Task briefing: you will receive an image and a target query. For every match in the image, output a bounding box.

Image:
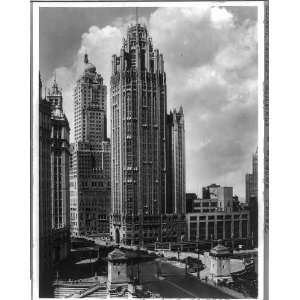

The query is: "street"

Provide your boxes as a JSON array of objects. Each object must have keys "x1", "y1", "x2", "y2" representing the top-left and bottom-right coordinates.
[{"x1": 140, "y1": 260, "x2": 232, "y2": 298}]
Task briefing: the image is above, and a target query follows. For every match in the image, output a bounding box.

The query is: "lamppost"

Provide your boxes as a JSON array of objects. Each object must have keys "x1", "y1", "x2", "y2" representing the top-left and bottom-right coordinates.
[
  {"x1": 90, "y1": 249, "x2": 93, "y2": 276},
  {"x1": 177, "y1": 247, "x2": 180, "y2": 261},
  {"x1": 196, "y1": 238, "x2": 200, "y2": 279}
]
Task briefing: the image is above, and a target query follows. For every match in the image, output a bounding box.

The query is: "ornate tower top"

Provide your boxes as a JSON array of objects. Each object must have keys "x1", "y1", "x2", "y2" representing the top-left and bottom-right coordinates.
[
  {"x1": 83, "y1": 52, "x2": 96, "y2": 74},
  {"x1": 50, "y1": 71, "x2": 62, "y2": 97},
  {"x1": 111, "y1": 21, "x2": 165, "y2": 76},
  {"x1": 46, "y1": 76, "x2": 66, "y2": 121}
]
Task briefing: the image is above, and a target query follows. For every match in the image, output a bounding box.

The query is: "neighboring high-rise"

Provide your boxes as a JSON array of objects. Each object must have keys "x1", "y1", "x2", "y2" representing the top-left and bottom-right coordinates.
[
  {"x1": 39, "y1": 73, "x2": 53, "y2": 296},
  {"x1": 245, "y1": 148, "x2": 258, "y2": 247},
  {"x1": 70, "y1": 54, "x2": 111, "y2": 236},
  {"x1": 166, "y1": 107, "x2": 186, "y2": 215},
  {"x1": 46, "y1": 78, "x2": 70, "y2": 263},
  {"x1": 245, "y1": 148, "x2": 258, "y2": 204},
  {"x1": 110, "y1": 22, "x2": 186, "y2": 245}
]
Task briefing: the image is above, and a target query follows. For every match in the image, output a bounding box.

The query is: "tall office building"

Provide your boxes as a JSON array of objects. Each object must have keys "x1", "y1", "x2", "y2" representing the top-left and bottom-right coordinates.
[
  {"x1": 46, "y1": 78, "x2": 70, "y2": 263},
  {"x1": 74, "y1": 53, "x2": 107, "y2": 145},
  {"x1": 70, "y1": 54, "x2": 111, "y2": 236},
  {"x1": 166, "y1": 107, "x2": 186, "y2": 215},
  {"x1": 39, "y1": 73, "x2": 53, "y2": 296},
  {"x1": 245, "y1": 148, "x2": 258, "y2": 247},
  {"x1": 110, "y1": 22, "x2": 185, "y2": 245},
  {"x1": 245, "y1": 148, "x2": 258, "y2": 204}
]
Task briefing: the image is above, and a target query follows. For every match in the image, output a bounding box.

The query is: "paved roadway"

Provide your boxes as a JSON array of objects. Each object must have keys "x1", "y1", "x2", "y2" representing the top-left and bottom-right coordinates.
[{"x1": 140, "y1": 260, "x2": 232, "y2": 299}]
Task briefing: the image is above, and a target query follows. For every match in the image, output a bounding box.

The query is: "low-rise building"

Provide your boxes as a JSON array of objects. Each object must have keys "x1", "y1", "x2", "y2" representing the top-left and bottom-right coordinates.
[
  {"x1": 187, "y1": 185, "x2": 234, "y2": 214},
  {"x1": 186, "y1": 210, "x2": 250, "y2": 242},
  {"x1": 192, "y1": 198, "x2": 219, "y2": 213}
]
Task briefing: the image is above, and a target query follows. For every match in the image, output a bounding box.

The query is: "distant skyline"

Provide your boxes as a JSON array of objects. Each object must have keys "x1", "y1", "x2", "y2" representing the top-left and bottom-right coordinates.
[{"x1": 39, "y1": 5, "x2": 259, "y2": 200}]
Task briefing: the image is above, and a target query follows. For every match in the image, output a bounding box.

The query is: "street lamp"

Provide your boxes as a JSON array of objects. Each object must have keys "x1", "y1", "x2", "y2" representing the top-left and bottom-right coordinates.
[
  {"x1": 197, "y1": 239, "x2": 200, "y2": 279},
  {"x1": 177, "y1": 247, "x2": 180, "y2": 261}
]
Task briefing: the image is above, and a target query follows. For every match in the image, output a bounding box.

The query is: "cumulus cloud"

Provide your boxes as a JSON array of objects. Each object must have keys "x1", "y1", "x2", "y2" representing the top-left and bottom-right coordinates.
[
  {"x1": 45, "y1": 6, "x2": 258, "y2": 200},
  {"x1": 148, "y1": 6, "x2": 258, "y2": 199}
]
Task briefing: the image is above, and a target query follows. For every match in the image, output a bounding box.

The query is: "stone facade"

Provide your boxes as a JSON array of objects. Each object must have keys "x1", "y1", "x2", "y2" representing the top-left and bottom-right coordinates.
[
  {"x1": 107, "y1": 249, "x2": 128, "y2": 290},
  {"x1": 70, "y1": 54, "x2": 111, "y2": 236},
  {"x1": 209, "y1": 242, "x2": 231, "y2": 279}
]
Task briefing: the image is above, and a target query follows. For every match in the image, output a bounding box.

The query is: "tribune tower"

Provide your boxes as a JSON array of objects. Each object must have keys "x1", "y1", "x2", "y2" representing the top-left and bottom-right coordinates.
[{"x1": 110, "y1": 21, "x2": 184, "y2": 245}]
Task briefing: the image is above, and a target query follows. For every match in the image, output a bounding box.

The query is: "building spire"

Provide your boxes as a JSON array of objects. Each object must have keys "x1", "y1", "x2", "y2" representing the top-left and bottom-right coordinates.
[
  {"x1": 84, "y1": 49, "x2": 89, "y2": 64},
  {"x1": 136, "y1": 7, "x2": 138, "y2": 26}
]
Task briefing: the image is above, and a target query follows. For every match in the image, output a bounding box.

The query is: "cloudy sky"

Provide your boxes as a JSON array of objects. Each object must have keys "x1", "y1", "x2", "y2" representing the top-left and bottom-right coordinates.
[{"x1": 39, "y1": 5, "x2": 259, "y2": 200}]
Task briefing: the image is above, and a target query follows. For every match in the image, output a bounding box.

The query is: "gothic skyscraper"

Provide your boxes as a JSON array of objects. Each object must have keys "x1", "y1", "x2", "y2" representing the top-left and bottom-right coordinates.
[
  {"x1": 110, "y1": 22, "x2": 185, "y2": 245},
  {"x1": 46, "y1": 78, "x2": 70, "y2": 262},
  {"x1": 70, "y1": 54, "x2": 111, "y2": 236},
  {"x1": 39, "y1": 73, "x2": 53, "y2": 296}
]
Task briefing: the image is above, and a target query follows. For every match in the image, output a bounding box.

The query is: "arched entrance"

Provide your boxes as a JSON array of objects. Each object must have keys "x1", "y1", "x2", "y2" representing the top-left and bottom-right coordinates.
[{"x1": 115, "y1": 228, "x2": 120, "y2": 244}]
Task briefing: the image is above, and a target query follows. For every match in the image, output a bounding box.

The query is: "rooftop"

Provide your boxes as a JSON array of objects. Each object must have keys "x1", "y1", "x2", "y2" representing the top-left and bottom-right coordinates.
[
  {"x1": 210, "y1": 240, "x2": 231, "y2": 257},
  {"x1": 107, "y1": 248, "x2": 127, "y2": 261}
]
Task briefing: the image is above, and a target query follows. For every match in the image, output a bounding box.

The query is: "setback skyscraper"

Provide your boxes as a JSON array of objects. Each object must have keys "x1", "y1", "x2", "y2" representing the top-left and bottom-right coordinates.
[
  {"x1": 70, "y1": 54, "x2": 111, "y2": 236},
  {"x1": 110, "y1": 22, "x2": 186, "y2": 245},
  {"x1": 46, "y1": 78, "x2": 70, "y2": 262}
]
